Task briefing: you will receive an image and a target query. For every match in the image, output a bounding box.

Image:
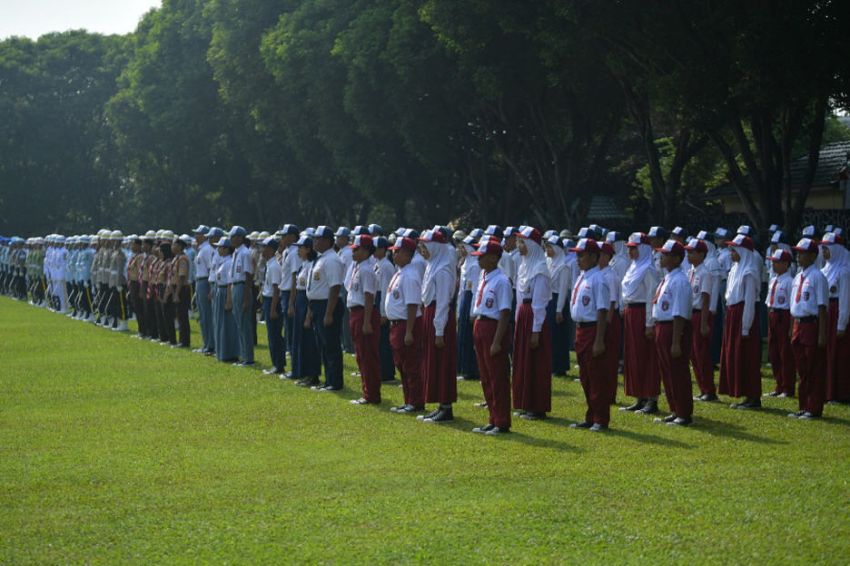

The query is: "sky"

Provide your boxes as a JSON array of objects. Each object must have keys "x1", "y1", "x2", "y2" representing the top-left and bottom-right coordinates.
[{"x1": 0, "y1": 0, "x2": 161, "y2": 40}]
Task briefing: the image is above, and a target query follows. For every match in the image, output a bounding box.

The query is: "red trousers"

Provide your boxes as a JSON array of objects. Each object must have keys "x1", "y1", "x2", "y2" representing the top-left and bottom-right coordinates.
[
  {"x1": 690, "y1": 310, "x2": 716, "y2": 395},
  {"x1": 390, "y1": 318, "x2": 424, "y2": 407},
  {"x1": 793, "y1": 319, "x2": 826, "y2": 416},
  {"x1": 656, "y1": 321, "x2": 694, "y2": 419},
  {"x1": 719, "y1": 303, "x2": 762, "y2": 398},
  {"x1": 767, "y1": 309, "x2": 795, "y2": 395},
  {"x1": 575, "y1": 324, "x2": 615, "y2": 426},
  {"x1": 473, "y1": 318, "x2": 512, "y2": 429},
  {"x1": 350, "y1": 306, "x2": 381, "y2": 403},
  {"x1": 623, "y1": 304, "x2": 660, "y2": 398},
  {"x1": 825, "y1": 300, "x2": 850, "y2": 402},
  {"x1": 512, "y1": 303, "x2": 552, "y2": 412},
  {"x1": 421, "y1": 302, "x2": 457, "y2": 404}
]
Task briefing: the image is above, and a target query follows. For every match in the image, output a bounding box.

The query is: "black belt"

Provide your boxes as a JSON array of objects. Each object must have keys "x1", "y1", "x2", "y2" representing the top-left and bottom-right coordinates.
[
  {"x1": 577, "y1": 321, "x2": 596, "y2": 328},
  {"x1": 390, "y1": 319, "x2": 407, "y2": 325},
  {"x1": 522, "y1": 299, "x2": 532, "y2": 304},
  {"x1": 692, "y1": 308, "x2": 701, "y2": 313},
  {"x1": 769, "y1": 308, "x2": 789, "y2": 314},
  {"x1": 656, "y1": 320, "x2": 672, "y2": 325},
  {"x1": 475, "y1": 316, "x2": 499, "y2": 322},
  {"x1": 232, "y1": 281, "x2": 244, "y2": 286},
  {"x1": 796, "y1": 316, "x2": 817, "y2": 323},
  {"x1": 625, "y1": 302, "x2": 645, "y2": 308},
  {"x1": 830, "y1": 298, "x2": 838, "y2": 303},
  {"x1": 217, "y1": 285, "x2": 228, "y2": 289}
]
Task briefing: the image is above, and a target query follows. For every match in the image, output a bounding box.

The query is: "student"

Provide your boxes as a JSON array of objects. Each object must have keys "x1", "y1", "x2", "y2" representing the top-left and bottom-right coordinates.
[
  {"x1": 373, "y1": 236, "x2": 396, "y2": 383},
  {"x1": 599, "y1": 241, "x2": 622, "y2": 398},
  {"x1": 568, "y1": 238, "x2": 611, "y2": 431},
  {"x1": 292, "y1": 236, "x2": 321, "y2": 387},
  {"x1": 820, "y1": 231, "x2": 849, "y2": 403},
  {"x1": 386, "y1": 237, "x2": 425, "y2": 414},
  {"x1": 512, "y1": 227, "x2": 553, "y2": 420},
  {"x1": 621, "y1": 232, "x2": 661, "y2": 414},
  {"x1": 470, "y1": 239, "x2": 513, "y2": 435},
  {"x1": 789, "y1": 237, "x2": 829, "y2": 419},
  {"x1": 213, "y1": 239, "x2": 239, "y2": 363},
  {"x1": 686, "y1": 238, "x2": 719, "y2": 401},
  {"x1": 456, "y1": 234, "x2": 481, "y2": 382},
  {"x1": 545, "y1": 235, "x2": 571, "y2": 376},
  {"x1": 170, "y1": 237, "x2": 192, "y2": 348},
  {"x1": 719, "y1": 234, "x2": 762, "y2": 409},
  {"x1": 192, "y1": 225, "x2": 215, "y2": 354},
  {"x1": 228, "y1": 226, "x2": 255, "y2": 366},
  {"x1": 307, "y1": 226, "x2": 346, "y2": 391},
  {"x1": 765, "y1": 248, "x2": 795, "y2": 398},
  {"x1": 346, "y1": 234, "x2": 382, "y2": 405},
  {"x1": 275, "y1": 224, "x2": 301, "y2": 364},
  {"x1": 651, "y1": 240, "x2": 694, "y2": 426},
  {"x1": 417, "y1": 228, "x2": 458, "y2": 423},
  {"x1": 260, "y1": 237, "x2": 286, "y2": 376}
]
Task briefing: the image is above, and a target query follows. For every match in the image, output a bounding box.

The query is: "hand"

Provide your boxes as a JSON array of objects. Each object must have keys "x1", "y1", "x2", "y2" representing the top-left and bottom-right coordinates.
[
  {"x1": 404, "y1": 332, "x2": 414, "y2": 346},
  {"x1": 671, "y1": 342, "x2": 682, "y2": 359},
  {"x1": 363, "y1": 321, "x2": 372, "y2": 335},
  {"x1": 700, "y1": 324, "x2": 710, "y2": 338},
  {"x1": 556, "y1": 313, "x2": 564, "y2": 324},
  {"x1": 592, "y1": 341, "x2": 605, "y2": 357},
  {"x1": 288, "y1": 304, "x2": 295, "y2": 317},
  {"x1": 645, "y1": 327, "x2": 654, "y2": 340},
  {"x1": 530, "y1": 332, "x2": 540, "y2": 350},
  {"x1": 490, "y1": 342, "x2": 502, "y2": 356},
  {"x1": 323, "y1": 313, "x2": 333, "y2": 327},
  {"x1": 435, "y1": 335, "x2": 445, "y2": 349}
]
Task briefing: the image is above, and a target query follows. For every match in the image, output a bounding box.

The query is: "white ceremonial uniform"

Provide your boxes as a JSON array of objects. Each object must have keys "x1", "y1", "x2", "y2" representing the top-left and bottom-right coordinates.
[
  {"x1": 307, "y1": 248, "x2": 344, "y2": 301},
  {"x1": 262, "y1": 254, "x2": 283, "y2": 298},
  {"x1": 570, "y1": 267, "x2": 610, "y2": 323},
  {"x1": 652, "y1": 266, "x2": 692, "y2": 321},
  {"x1": 791, "y1": 265, "x2": 829, "y2": 318},
  {"x1": 346, "y1": 258, "x2": 377, "y2": 308},
  {"x1": 384, "y1": 264, "x2": 422, "y2": 321},
  {"x1": 472, "y1": 268, "x2": 512, "y2": 319}
]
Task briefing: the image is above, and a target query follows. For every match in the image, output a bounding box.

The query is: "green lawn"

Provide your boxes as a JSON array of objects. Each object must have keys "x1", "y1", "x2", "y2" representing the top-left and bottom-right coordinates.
[{"x1": 1, "y1": 296, "x2": 849, "y2": 564}]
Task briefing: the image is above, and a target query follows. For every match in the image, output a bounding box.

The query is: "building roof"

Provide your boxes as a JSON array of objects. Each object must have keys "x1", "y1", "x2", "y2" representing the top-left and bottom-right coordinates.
[
  {"x1": 709, "y1": 139, "x2": 850, "y2": 198},
  {"x1": 586, "y1": 195, "x2": 630, "y2": 220}
]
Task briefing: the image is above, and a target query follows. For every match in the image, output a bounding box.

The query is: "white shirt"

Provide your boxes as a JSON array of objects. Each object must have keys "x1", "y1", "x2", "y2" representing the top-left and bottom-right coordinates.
[
  {"x1": 471, "y1": 268, "x2": 512, "y2": 320},
  {"x1": 725, "y1": 267, "x2": 759, "y2": 336},
  {"x1": 717, "y1": 248, "x2": 732, "y2": 279},
  {"x1": 384, "y1": 263, "x2": 422, "y2": 321},
  {"x1": 195, "y1": 241, "x2": 213, "y2": 279},
  {"x1": 422, "y1": 268, "x2": 455, "y2": 337},
  {"x1": 791, "y1": 265, "x2": 828, "y2": 318},
  {"x1": 766, "y1": 272, "x2": 793, "y2": 311},
  {"x1": 262, "y1": 255, "x2": 282, "y2": 298},
  {"x1": 689, "y1": 262, "x2": 718, "y2": 312},
  {"x1": 307, "y1": 248, "x2": 344, "y2": 300},
  {"x1": 229, "y1": 245, "x2": 253, "y2": 283},
  {"x1": 621, "y1": 263, "x2": 658, "y2": 328},
  {"x1": 602, "y1": 266, "x2": 621, "y2": 313},
  {"x1": 216, "y1": 256, "x2": 232, "y2": 286},
  {"x1": 652, "y1": 266, "x2": 692, "y2": 322},
  {"x1": 346, "y1": 258, "x2": 377, "y2": 308},
  {"x1": 549, "y1": 261, "x2": 571, "y2": 313},
  {"x1": 374, "y1": 255, "x2": 394, "y2": 317},
  {"x1": 516, "y1": 272, "x2": 551, "y2": 332},
  {"x1": 208, "y1": 251, "x2": 221, "y2": 283},
  {"x1": 296, "y1": 260, "x2": 312, "y2": 291},
  {"x1": 280, "y1": 245, "x2": 302, "y2": 292},
  {"x1": 569, "y1": 267, "x2": 610, "y2": 323}
]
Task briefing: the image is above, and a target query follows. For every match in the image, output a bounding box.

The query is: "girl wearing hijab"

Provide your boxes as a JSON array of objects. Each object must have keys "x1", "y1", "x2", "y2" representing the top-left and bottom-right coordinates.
[
  {"x1": 456, "y1": 235, "x2": 481, "y2": 382},
  {"x1": 545, "y1": 235, "x2": 571, "y2": 376},
  {"x1": 418, "y1": 228, "x2": 458, "y2": 423},
  {"x1": 820, "y1": 231, "x2": 850, "y2": 403},
  {"x1": 719, "y1": 234, "x2": 762, "y2": 408},
  {"x1": 213, "y1": 239, "x2": 239, "y2": 363},
  {"x1": 513, "y1": 227, "x2": 553, "y2": 420},
  {"x1": 621, "y1": 233, "x2": 661, "y2": 414}
]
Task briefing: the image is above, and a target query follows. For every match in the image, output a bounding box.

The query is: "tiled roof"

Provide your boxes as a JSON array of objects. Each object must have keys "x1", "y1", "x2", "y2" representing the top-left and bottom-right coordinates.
[{"x1": 586, "y1": 195, "x2": 630, "y2": 220}]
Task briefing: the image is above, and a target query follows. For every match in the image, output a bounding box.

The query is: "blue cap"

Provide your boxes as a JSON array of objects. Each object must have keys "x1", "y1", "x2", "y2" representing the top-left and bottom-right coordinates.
[
  {"x1": 351, "y1": 225, "x2": 370, "y2": 236},
  {"x1": 462, "y1": 235, "x2": 477, "y2": 246},
  {"x1": 261, "y1": 237, "x2": 279, "y2": 248},
  {"x1": 671, "y1": 226, "x2": 688, "y2": 239},
  {"x1": 469, "y1": 228, "x2": 484, "y2": 240},
  {"x1": 296, "y1": 235, "x2": 313, "y2": 247},
  {"x1": 737, "y1": 225, "x2": 756, "y2": 237},
  {"x1": 229, "y1": 226, "x2": 247, "y2": 238},
  {"x1": 605, "y1": 231, "x2": 622, "y2": 243},
  {"x1": 368, "y1": 224, "x2": 384, "y2": 236},
  {"x1": 546, "y1": 235, "x2": 564, "y2": 248},
  {"x1": 504, "y1": 226, "x2": 518, "y2": 237},
  {"x1": 334, "y1": 226, "x2": 351, "y2": 237},
  {"x1": 696, "y1": 230, "x2": 715, "y2": 243},
  {"x1": 374, "y1": 236, "x2": 389, "y2": 249},
  {"x1": 394, "y1": 227, "x2": 406, "y2": 237},
  {"x1": 207, "y1": 227, "x2": 225, "y2": 238},
  {"x1": 214, "y1": 238, "x2": 233, "y2": 249},
  {"x1": 276, "y1": 224, "x2": 299, "y2": 237},
  {"x1": 647, "y1": 226, "x2": 668, "y2": 239},
  {"x1": 484, "y1": 225, "x2": 503, "y2": 238},
  {"x1": 192, "y1": 224, "x2": 210, "y2": 235},
  {"x1": 314, "y1": 226, "x2": 335, "y2": 239},
  {"x1": 402, "y1": 228, "x2": 420, "y2": 240}
]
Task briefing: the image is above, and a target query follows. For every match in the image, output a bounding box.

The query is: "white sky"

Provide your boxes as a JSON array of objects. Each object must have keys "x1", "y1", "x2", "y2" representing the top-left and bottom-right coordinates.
[{"x1": 0, "y1": 0, "x2": 162, "y2": 40}]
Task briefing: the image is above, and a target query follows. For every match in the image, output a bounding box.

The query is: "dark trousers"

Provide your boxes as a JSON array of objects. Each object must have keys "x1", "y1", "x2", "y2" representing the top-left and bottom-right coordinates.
[
  {"x1": 375, "y1": 292, "x2": 395, "y2": 381},
  {"x1": 293, "y1": 291, "x2": 320, "y2": 378},
  {"x1": 176, "y1": 286, "x2": 190, "y2": 347},
  {"x1": 263, "y1": 296, "x2": 286, "y2": 371},
  {"x1": 456, "y1": 290, "x2": 479, "y2": 378},
  {"x1": 130, "y1": 281, "x2": 146, "y2": 335},
  {"x1": 163, "y1": 297, "x2": 177, "y2": 345},
  {"x1": 281, "y1": 290, "x2": 293, "y2": 354},
  {"x1": 310, "y1": 299, "x2": 344, "y2": 389}
]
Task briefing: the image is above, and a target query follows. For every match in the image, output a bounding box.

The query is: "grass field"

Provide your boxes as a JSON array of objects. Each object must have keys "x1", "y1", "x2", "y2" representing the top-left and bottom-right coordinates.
[{"x1": 1, "y1": 296, "x2": 849, "y2": 564}]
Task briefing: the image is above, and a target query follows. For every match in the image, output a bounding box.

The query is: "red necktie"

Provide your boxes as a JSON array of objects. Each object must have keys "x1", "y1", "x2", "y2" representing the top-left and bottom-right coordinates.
[
  {"x1": 795, "y1": 274, "x2": 805, "y2": 303},
  {"x1": 476, "y1": 272, "x2": 487, "y2": 306},
  {"x1": 571, "y1": 272, "x2": 584, "y2": 306},
  {"x1": 388, "y1": 271, "x2": 400, "y2": 294},
  {"x1": 653, "y1": 276, "x2": 667, "y2": 305},
  {"x1": 769, "y1": 278, "x2": 778, "y2": 306}
]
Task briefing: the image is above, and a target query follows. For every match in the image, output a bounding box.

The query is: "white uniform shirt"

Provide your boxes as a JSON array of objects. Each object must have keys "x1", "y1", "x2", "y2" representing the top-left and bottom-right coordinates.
[
  {"x1": 516, "y1": 273, "x2": 550, "y2": 333},
  {"x1": 724, "y1": 267, "x2": 759, "y2": 336},
  {"x1": 471, "y1": 268, "x2": 512, "y2": 320},
  {"x1": 195, "y1": 241, "x2": 213, "y2": 279},
  {"x1": 384, "y1": 263, "x2": 422, "y2": 321},
  {"x1": 621, "y1": 265, "x2": 658, "y2": 328},
  {"x1": 307, "y1": 248, "x2": 344, "y2": 300},
  {"x1": 791, "y1": 265, "x2": 829, "y2": 318},
  {"x1": 422, "y1": 268, "x2": 455, "y2": 337},
  {"x1": 374, "y1": 256, "x2": 394, "y2": 317},
  {"x1": 766, "y1": 272, "x2": 793, "y2": 311},
  {"x1": 652, "y1": 266, "x2": 692, "y2": 322},
  {"x1": 569, "y1": 266, "x2": 610, "y2": 323},
  {"x1": 262, "y1": 254, "x2": 283, "y2": 298},
  {"x1": 230, "y1": 245, "x2": 253, "y2": 283},
  {"x1": 216, "y1": 256, "x2": 232, "y2": 286},
  {"x1": 280, "y1": 245, "x2": 302, "y2": 292},
  {"x1": 689, "y1": 262, "x2": 718, "y2": 312},
  {"x1": 602, "y1": 266, "x2": 621, "y2": 313},
  {"x1": 296, "y1": 260, "x2": 312, "y2": 291},
  {"x1": 346, "y1": 258, "x2": 378, "y2": 308}
]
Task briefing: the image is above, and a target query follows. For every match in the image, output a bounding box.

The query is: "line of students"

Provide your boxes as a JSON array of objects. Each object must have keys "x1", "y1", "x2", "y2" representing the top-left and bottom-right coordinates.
[{"x1": 4, "y1": 221, "x2": 848, "y2": 434}]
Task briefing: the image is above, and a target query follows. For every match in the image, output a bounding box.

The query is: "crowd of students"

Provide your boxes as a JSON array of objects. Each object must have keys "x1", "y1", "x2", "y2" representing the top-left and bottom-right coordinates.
[{"x1": 1, "y1": 221, "x2": 847, "y2": 434}]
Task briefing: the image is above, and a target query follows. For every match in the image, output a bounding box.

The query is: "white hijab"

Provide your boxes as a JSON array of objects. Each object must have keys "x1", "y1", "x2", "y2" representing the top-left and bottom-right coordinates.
[
  {"x1": 422, "y1": 241, "x2": 456, "y2": 303},
  {"x1": 822, "y1": 242, "x2": 849, "y2": 286},
  {"x1": 547, "y1": 244, "x2": 566, "y2": 280},
  {"x1": 518, "y1": 238, "x2": 550, "y2": 292},
  {"x1": 610, "y1": 240, "x2": 629, "y2": 281},
  {"x1": 726, "y1": 246, "x2": 760, "y2": 300},
  {"x1": 622, "y1": 243, "x2": 653, "y2": 296}
]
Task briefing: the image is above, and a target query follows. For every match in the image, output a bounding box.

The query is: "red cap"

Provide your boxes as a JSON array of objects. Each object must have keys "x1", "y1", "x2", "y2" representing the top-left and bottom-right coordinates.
[
  {"x1": 390, "y1": 237, "x2": 417, "y2": 253},
  {"x1": 349, "y1": 234, "x2": 374, "y2": 249},
  {"x1": 769, "y1": 249, "x2": 793, "y2": 263},
  {"x1": 655, "y1": 239, "x2": 685, "y2": 256},
  {"x1": 685, "y1": 239, "x2": 708, "y2": 254},
  {"x1": 792, "y1": 238, "x2": 819, "y2": 253},
  {"x1": 517, "y1": 226, "x2": 542, "y2": 245},
  {"x1": 471, "y1": 239, "x2": 503, "y2": 257},
  {"x1": 418, "y1": 229, "x2": 447, "y2": 244},
  {"x1": 569, "y1": 238, "x2": 600, "y2": 253},
  {"x1": 726, "y1": 234, "x2": 754, "y2": 251}
]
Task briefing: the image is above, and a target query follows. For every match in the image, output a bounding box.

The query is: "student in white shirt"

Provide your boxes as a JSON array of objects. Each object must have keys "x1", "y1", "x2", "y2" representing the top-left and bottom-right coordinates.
[
  {"x1": 213, "y1": 239, "x2": 239, "y2": 363},
  {"x1": 685, "y1": 239, "x2": 718, "y2": 402},
  {"x1": 820, "y1": 231, "x2": 850, "y2": 403},
  {"x1": 346, "y1": 235, "x2": 382, "y2": 405},
  {"x1": 765, "y1": 249, "x2": 795, "y2": 398},
  {"x1": 599, "y1": 241, "x2": 622, "y2": 399},
  {"x1": 456, "y1": 235, "x2": 481, "y2": 381},
  {"x1": 192, "y1": 225, "x2": 215, "y2": 354},
  {"x1": 373, "y1": 237, "x2": 396, "y2": 383},
  {"x1": 291, "y1": 236, "x2": 321, "y2": 387},
  {"x1": 307, "y1": 226, "x2": 346, "y2": 391},
  {"x1": 260, "y1": 237, "x2": 286, "y2": 375},
  {"x1": 227, "y1": 226, "x2": 254, "y2": 366},
  {"x1": 275, "y1": 224, "x2": 301, "y2": 368},
  {"x1": 545, "y1": 235, "x2": 572, "y2": 377}
]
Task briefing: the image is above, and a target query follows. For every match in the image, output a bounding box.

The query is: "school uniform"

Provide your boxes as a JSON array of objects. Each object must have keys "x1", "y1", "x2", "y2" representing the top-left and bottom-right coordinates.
[
  {"x1": 766, "y1": 270, "x2": 795, "y2": 396},
  {"x1": 791, "y1": 264, "x2": 829, "y2": 416},
  {"x1": 689, "y1": 261, "x2": 718, "y2": 396},
  {"x1": 214, "y1": 255, "x2": 239, "y2": 362},
  {"x1": 374, "y1": 254, "x2": 396, "y2": 381},
  {"x1": 194, "y1": 240, "x2": 215, "y2": 352},
  {"x1": 339, "y1": 243, "x2": 355, "y2": 354},
  {"x1": 621, "y1": 237, "x2": 660, "y2": 406},
  {"x1": 385, "y1": 262, "x2": 425, "y2": 409},
  {"x1": 821, "y1": 239, "x2": 850, "y2": 403},
  {"x1": 602, "y1": 264, "x2": 622, "y2": 393},
  {"x1": 230, "y1": 244, "x2": 255, "y2": 364},
  {"x1": 653, "y1": 264, "x2": 694, "y2": 421},
  {"x1": 472, "y1": 267, "x2": 513, "y2": 430},
  {"x1": 128, "y1": 251, "x2": 146, "y2": 337},
  {"x1": 280, "y1": 243, "x2": 302, "y2": 355},
  {"x1": 570, "y1": 265, "x2": 613, "y2": 427},
  {"x1": 172, "y1": 253, "x2": 191, "y2": 347},
  {"x1": 456, "y1": 249, "x2": 481, "y2": 380},
  {"x1": 547, "y1": 246, "x2": 572, "y2": 375},
  {"x1": 307, "y1": 247, "x2": 345, "y2": 389},
  {"x1": 292, "y1": 260, "x2": 321, "y2": 380},
  {"x1": 262, "y1": 253, "x2": 286, "y2": 372},
  {"x1": 347, "y1": 256, "x2": 382, "y2": 402}
]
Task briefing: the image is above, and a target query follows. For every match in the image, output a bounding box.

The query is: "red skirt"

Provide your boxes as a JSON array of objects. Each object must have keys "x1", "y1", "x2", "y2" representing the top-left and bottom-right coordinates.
[
  {"x1": 623, "y1": 304, "x2": 660, "y2": 398},
  {"x1": 826, "y1": 300, "x2": 850, "y2": 402},
  {"x1": 421, "y1": 302, "x2": 457, "y2": 404},
  {"x1": 719, "y1": 302, "x2": 762, "y2": 398},
  {"x1": 511, "y1": 303, "x2": 552, "y2": 412}
]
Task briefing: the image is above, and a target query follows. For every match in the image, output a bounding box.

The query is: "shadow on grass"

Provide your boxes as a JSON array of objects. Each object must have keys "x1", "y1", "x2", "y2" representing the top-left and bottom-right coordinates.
[
  {"x1": 534, "y1": 416, "x2": 694, "y2": 449},
  {"x1": 426, "y1": 416, "x2": 584, "y2": 453},
  {"x1": 690, "y1": 415, "x2": 788, "y2": 445}
]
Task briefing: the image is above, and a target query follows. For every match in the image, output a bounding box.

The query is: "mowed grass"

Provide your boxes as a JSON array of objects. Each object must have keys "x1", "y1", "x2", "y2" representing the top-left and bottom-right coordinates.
[{"x1": 1, "y1": 296, "x2": 849, "y2": 564}]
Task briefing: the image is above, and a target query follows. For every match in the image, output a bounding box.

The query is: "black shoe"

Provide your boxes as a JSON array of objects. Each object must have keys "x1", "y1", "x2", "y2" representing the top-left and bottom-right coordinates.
[
  {"x1": 417, "y1": 408, "x2": 441, "y2": 421},
  {"x1": 589, "y1": 423, "x2": 608, "y2": 432},
  {"x1": 702, "y1": 393, "x2": 718, "y2": 402},
  {"x1": 655, "y1": 413, "x2": 677, "y2": 424},
  {"x1": 637, "y1": 399, "x2": 658, "y2": 414},
  {"x1": 484, "y1": 426, "x2": 510, "y2": 435},
  {"x1": 520, "y1": 412, "x2": 546, "y2": 421},
  {"x1": 472, "y1": 424, "x2": 495, "y2": 433},
  {"x1": 389, "y1": 405, "x2": 407, "y2": 413},
  {"x1": 512, "y1": 410, "x2": 526, "y2": 417},
  {"x1": 732, "y1": 398, "x2": 761, "y2": 410},
  {"x1": 620, "y1": 399, "x2": 645, "y2": 412},
  {"x1": 474, "y1": 401, "x2": 488, "y2": 408},
  {"x1": 787, "y1": 411, "x2": 805, "y2": 418},
  {"x1": 569, "y1": 421, "x2": 593, "y2": 429},
  {"x1": 424, "y1": 407, "x2": 454, "y2": 423},
  {"x1": 667, "y1": 417, "x2": 692, "y2": 426},
  {"x1": 400, "y1": 405, "x2": 425, "y2": 414},
  {"x1": 798, "y1": 411, "x2": 820, "y2": 420}
]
